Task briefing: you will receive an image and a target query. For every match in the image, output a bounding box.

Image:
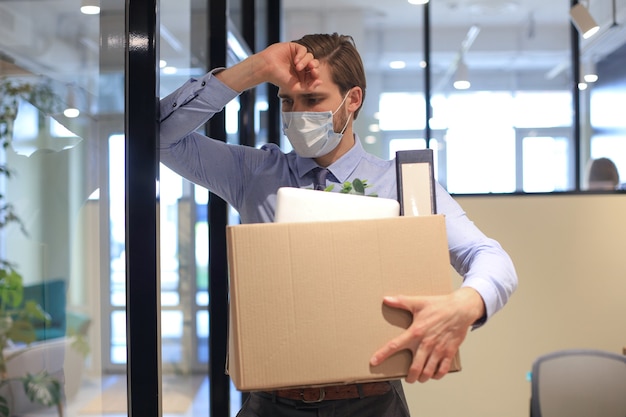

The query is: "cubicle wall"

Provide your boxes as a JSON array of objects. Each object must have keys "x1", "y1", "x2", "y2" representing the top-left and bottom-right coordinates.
[{"x1": 405, "y1": 193, "x2": 626, "y2": 417}]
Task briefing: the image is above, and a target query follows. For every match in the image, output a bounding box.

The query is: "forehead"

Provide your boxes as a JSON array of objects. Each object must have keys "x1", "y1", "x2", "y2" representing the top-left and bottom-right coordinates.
[{"x1": 277, "y1": 62, "x2": 340, "y2": 97}]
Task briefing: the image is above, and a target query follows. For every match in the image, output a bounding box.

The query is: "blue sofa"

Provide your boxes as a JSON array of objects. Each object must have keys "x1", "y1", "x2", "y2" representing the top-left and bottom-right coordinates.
[{"x1": 23, "y1": 279, "x2": 67, "y2": 341}]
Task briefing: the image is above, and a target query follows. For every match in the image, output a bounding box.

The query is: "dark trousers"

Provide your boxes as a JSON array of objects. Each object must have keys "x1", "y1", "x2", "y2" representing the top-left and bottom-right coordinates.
[{"x1": 236, "y1": 381, "x2": 411, "y2": 417}]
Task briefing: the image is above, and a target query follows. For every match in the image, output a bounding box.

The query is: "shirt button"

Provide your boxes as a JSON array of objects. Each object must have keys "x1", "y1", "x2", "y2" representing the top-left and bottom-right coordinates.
[
  {"x1": 201, "y1": 81, "x2": 206, "y2": 86},
  {"x1": 172, "y1": 102, "x2": 177, "y2": 108}
]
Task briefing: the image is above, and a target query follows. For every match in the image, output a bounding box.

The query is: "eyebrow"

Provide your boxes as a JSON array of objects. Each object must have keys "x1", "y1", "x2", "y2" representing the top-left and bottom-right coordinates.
[{"x1": 277, "y1": 92, "x2": 327, "y2": 99}]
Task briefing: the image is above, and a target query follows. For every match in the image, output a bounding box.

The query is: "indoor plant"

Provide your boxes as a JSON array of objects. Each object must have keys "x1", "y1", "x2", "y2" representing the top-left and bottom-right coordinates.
[{"x1": 0, "y1": 77, "x2": 64, "y2": 417}]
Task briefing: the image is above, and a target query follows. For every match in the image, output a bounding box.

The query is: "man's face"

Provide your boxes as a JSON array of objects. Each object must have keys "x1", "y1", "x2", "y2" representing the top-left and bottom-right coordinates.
[
  {"x1": 278, "y1": 63, "x2": 343, "y2": 113},
  {"x1": 277, "y1": 62, "x2": 350, "y2": 133}
]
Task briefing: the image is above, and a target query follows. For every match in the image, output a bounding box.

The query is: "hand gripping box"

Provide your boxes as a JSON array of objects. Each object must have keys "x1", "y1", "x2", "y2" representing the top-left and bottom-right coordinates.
[{"x1": 226, "y1": 214, "x2": 461, "y2": 391}]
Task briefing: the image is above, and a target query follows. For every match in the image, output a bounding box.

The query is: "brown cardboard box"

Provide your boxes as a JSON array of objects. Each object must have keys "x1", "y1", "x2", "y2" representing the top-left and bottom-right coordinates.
[{"x1": 226, "y1": 215, "x2": 460, "y2": 391}]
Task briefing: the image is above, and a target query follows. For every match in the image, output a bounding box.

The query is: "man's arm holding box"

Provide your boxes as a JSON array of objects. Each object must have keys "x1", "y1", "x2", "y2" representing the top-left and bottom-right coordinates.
[{"x1": 371, "y1": 182, "x2": 518, "y2": 383}]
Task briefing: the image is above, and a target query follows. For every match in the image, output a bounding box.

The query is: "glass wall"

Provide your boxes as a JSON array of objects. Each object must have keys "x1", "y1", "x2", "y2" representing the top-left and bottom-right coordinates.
[
  {"x1": 587, "y1": 43, "x2": 626, "y2": 190},
  {"x1": 282, "y1": 0, "x2": 626, "y2": 194},
  {"x1": 1, "y1": 0, "x2": 625, "y2": 416},
  {"x1": 0, "y1": 0, "x2": 212, "y2": 415},
  {"x1": 0, "y1": 0, "x2": 115, "y2": 415}
]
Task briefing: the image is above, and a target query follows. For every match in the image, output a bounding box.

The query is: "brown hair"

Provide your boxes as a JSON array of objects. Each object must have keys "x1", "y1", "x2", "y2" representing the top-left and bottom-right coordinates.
[
  {"x1": 588, "y1": 157, "x2": 620, "y2": 189},
  {"x1": 294, "y1": 33, "x2": 366, "y2": 119}
]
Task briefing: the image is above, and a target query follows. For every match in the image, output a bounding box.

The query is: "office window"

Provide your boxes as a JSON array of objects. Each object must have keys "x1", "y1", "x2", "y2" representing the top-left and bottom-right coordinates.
[
  {"x1": 380, "y1": 91, "x2": 575, "y2": 193},
  {"x1": 589, "y1": 69, "x2": 626, "y2": 188}
]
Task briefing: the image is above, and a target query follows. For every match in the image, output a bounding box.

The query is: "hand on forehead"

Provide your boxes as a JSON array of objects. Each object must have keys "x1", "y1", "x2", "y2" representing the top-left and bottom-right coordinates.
[{"x1": 282, "y1": 60, "x2": 335, "y2": 96}]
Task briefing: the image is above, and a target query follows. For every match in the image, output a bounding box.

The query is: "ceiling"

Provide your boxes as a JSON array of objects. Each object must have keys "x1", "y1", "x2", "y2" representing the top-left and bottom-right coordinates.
[
  {"x1": 0, "y1": 0, "x2": 625, "y2": 108},
  {"x1": 281, "y1": 0, "x2": 625, "y2": 87}
]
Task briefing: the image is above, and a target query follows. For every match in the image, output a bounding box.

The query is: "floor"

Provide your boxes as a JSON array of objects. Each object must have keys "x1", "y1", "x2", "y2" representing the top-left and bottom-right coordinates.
[{"x1": 17, "y1": 374, "x2": 242, "y2": 417}]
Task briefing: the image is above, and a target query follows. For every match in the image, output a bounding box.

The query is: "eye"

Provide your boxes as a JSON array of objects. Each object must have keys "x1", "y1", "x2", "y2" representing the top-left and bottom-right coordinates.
[
  {"x1": 281, "y1": 98, "x2": 293, "y2": 109},
  {"x1": 306, "y1": 97, "x2": 321, "y2": 106}
]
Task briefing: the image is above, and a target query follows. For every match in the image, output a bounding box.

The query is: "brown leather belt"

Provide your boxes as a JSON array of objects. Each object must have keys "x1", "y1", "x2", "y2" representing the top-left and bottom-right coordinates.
[{"x1": 267, "y1": 381, "x2": 392, "y2": 403}]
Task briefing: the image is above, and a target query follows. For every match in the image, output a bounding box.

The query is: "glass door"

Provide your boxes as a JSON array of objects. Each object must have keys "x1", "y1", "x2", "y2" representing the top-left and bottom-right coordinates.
[{"x1": 0, "y1": 0, "x2": 123, "y2": 415}]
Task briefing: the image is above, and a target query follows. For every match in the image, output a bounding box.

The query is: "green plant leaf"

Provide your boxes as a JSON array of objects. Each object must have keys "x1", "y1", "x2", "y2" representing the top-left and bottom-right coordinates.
[
  {"x1": 0, "y1": 395, "x2": 9, "y2": 417},
  {"x1": 22, "y1": 300, "x2": 51, "y2": 323},
  {"x1": 69, "y1": 333, "x2": 91, "y2": 357},
  {"x1": 7, "y1": 319, "x2": 36, "y2": 345},
  {"x1": 0, "y1": 316, "x2": 12, "y2": 339},
  {"x1": 22, "y1": 372, "x2": 62, "y2": 408},
  {"x1": 0, "y1": 267, "x2": 23, "y2": 309},
  {"x1": 326, "y1": 178, "x2": 378, "y2": 197},
  {"x1": 353, "y1": 178, "x2": 365, "y2": 194}
]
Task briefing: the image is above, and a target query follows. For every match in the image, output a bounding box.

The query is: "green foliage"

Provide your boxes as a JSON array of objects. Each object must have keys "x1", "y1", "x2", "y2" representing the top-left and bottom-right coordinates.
[
  {"x1": 0, "y1": 78, "x2": 64, "y2": 416},
  {"x1": 325, "y1": 178, "x2": 378, "y2": 197},
  {"x1": 0, "y1": 266, "x2": 23, "y2": 312},
  {"x1": 0, "y1": 78, "x2": 54, "y2": 236},
  {"x1": 0, "y1": 78, "x2": 59, "y2": 150},
  {"x1": 0, "y1": 396, "x2": 8, "y2": 417},
  {"x1": 69, "y1": 329, "x2": 91, "y2": 357},
  {"x1": 0, "y1": 272, "x2": 61, "y2": 416},
  {"x1": 22, "y1": 371, "x2": 62, "y2": 407}
]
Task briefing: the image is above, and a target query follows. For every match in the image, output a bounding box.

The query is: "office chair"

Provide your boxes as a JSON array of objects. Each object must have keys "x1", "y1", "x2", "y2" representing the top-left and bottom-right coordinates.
[{"x1": 530, "y1": 349, "x2": 626, "y2": 417}]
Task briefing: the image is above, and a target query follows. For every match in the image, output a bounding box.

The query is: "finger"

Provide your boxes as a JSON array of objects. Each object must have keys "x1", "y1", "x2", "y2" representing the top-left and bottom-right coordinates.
[
  {"x1": 433, "y1": 357, "x2": 452, "y2": 380},
  {"x1": 303, "y1": 59, "x2": 319, "y2": 78},
  {"x1": 370, "y1": 328, "x2": 416, "y2": 367},
  {"x1": 295, "y1": 53, "x2": 316, "y2": 72},
  {"x1": 291, "y1": 44, "x2": 313, "y2": 71},
  {"x1": 416, "y1": 349, "x2": 439, "y2": 383},
  {"x1": 294, "y1": 64, "x2": 321, "y2": 90},
  {"x1": 370, "y1": 296, "x2": 418, "y2": 366},
  {"x1": 405, "y1": 341, "x2": 428, "y2": 383},
  {"x1": 382, "y1": 295, "x2": 419, "y2": 312}
]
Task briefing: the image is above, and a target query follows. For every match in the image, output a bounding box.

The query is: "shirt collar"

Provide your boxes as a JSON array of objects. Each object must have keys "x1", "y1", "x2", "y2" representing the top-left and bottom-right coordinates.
[{"x1": 294, "y1": 134, "x2": 366, "y2": 183}]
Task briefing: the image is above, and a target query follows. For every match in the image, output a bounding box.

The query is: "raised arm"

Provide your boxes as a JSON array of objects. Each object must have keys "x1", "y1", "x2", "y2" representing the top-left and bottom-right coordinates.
[{"x1": 215, "y1": 41, "x2": 320, "y2": 93}]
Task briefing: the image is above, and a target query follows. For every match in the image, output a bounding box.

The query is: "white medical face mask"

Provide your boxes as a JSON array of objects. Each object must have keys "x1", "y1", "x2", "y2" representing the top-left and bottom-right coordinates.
[{"x1": 282, "y1": 92, "x2": 352, "y2": 158}]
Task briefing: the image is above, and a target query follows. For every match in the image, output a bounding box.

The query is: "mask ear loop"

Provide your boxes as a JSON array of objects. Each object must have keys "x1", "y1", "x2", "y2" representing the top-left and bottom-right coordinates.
[
  {"x1": 339, "y1": 112, "x2": 353, "y2": 135},
  {"x1": 332, "y1": 90, "x2": 352, "y2": 116},
  {"x1": 333, "y1": 89, "x2": 354, "y2": 135}
]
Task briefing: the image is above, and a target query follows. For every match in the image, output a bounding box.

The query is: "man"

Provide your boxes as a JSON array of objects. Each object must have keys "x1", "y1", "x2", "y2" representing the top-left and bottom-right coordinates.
[{"x1": 160, "y1": 33, "x2": 517, "y2": 416}]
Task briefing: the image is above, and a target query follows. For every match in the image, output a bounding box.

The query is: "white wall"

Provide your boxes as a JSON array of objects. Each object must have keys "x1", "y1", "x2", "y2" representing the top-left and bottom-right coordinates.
[{"x1": 404, "y1": 193, "x2": 626, "y2": 417}]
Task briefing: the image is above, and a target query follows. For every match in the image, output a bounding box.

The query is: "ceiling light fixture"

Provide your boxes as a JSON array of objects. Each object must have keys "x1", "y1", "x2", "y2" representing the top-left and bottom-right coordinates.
[
  {"x1": 407, "y1": 0, "x2": 429, "y2": 4},
  {"x1": 368, "y1": 124, "x2": 381, "y2": 133},
  {"x1": 583, "y1": 61, "x2": 598, "y2": 83},
  {"x1": 453, "y1": 57, "x2": 470, "y2": 90},
  {"x1": 64, "y1": 85, "x2": 80, "y2": 118},
  {"x1": 466, "y1": 0, "x2": 519, "y2": 15},
  {"x1": 162, "y1": 66, "x2": 178, "y2": 75},
  {"x1": 81, "y1": 0, "x2": 100, "y2": 15},
  {"x1": 389, "y1": 60, "x2": 406, "y2": 70},
  {"x1": 570, "y1": 3, "x2": 599, "y2": 39}
]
